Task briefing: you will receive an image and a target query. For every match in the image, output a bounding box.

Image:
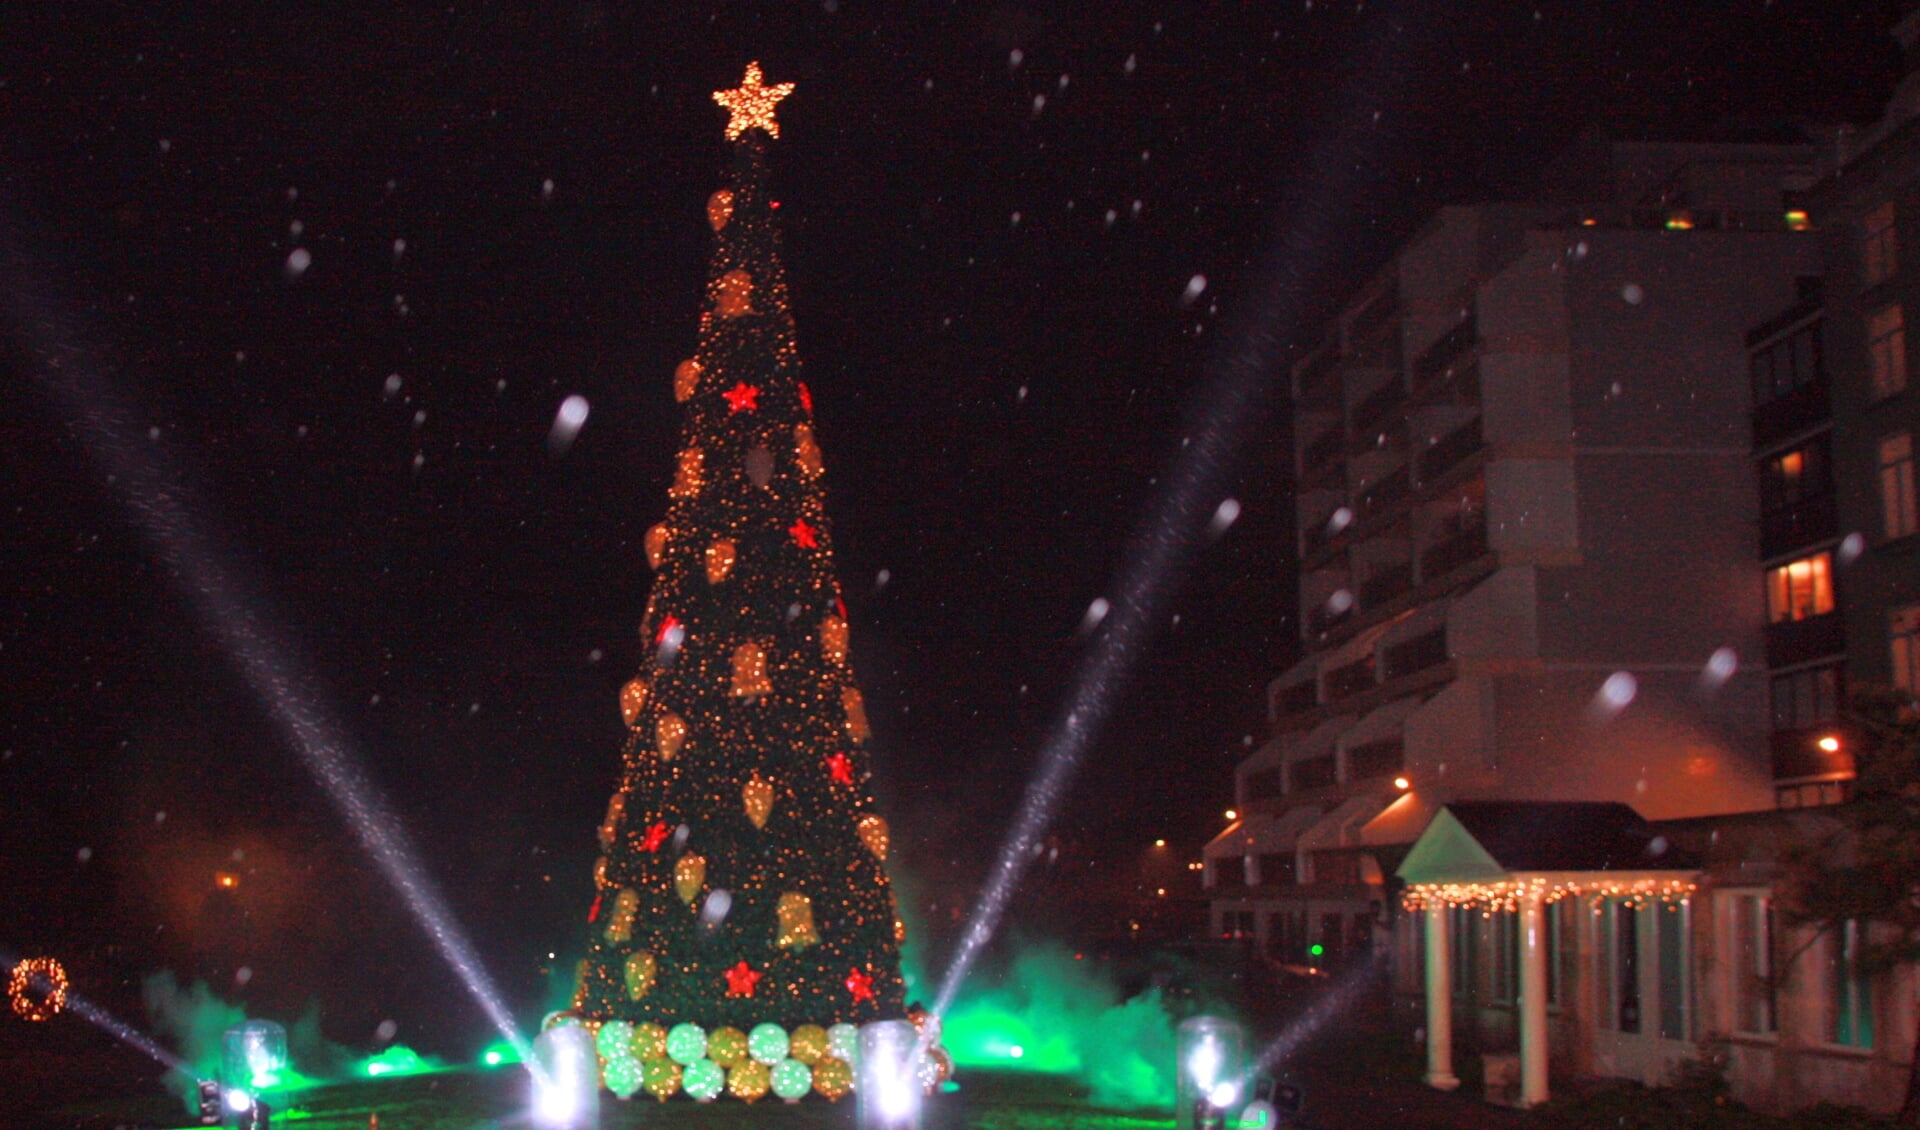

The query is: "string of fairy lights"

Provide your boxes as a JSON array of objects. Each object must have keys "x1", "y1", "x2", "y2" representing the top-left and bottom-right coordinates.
[{"x1": 1401, "y1": 875, "x2": 1698, "y2": 915}]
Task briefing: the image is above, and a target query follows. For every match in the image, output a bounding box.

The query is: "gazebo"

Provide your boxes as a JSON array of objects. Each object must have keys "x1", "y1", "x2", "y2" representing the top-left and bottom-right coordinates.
[{"x1": 1395, "y1": 802, "x2": 1699, "y2": 1107}]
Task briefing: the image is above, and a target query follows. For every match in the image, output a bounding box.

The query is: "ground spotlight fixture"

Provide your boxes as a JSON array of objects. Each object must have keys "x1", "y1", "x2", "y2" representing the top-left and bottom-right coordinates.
[
  {"x1": 530, "y1": 1025, "x2": 598, "y2": 1129},
  {"x1": 856, "y1": 1019, "x2": 923, "y2": 1130},
  {"x1": 195, "y1": 1079, "x2": 221, "y2": 1125},
  {"x1": 1176, "y1": 1016, "x2": 1246, "y2": 1130}
]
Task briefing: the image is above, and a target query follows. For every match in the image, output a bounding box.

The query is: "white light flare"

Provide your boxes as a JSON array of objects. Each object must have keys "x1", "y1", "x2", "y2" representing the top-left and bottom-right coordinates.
[
  {"x1": 1592, "y1": 670, "x2": 1638, "y2": 717},
  {"x1": 1700, "y1": 646, "x2": 1738, "y2": 691},
  {"x1": 1208, "y1": 497, "x2": 1241, "y2": 536},
  {"x1": 1080, "y1": 596, "x2": 1111, "y2": 633},
  {"x1": 547, "y1": 394, "x2": 590, "y2": 456}
]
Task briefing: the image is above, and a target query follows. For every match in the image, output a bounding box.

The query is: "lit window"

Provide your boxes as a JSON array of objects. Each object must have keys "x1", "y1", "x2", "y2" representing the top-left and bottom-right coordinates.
[
  {"x1": 1880, "y1": 433, "x2": 1916, "y2": 540},
  {"x1": 1864, "y1": 202, "x2": 1898, "y2": 287},
  {"x1": 1868, "y1": 304, "x2": 1907, "y2": 399},
  {"x1": 1770, "y1": 664, "x2": 1841, "y2": 731},
  {"x1": 1761, "y1": 438, "x2": 1830, "y2": 513},
  {"x1": 1766, "y1": 552, "x2": 1835, "y2": 623},
  {"x1": 1829, "y1": 919, "x2": 1874, "y2": 1048},
  {"x1": 1892, "y1": 606, "x2": 1920, "y2": 698}
]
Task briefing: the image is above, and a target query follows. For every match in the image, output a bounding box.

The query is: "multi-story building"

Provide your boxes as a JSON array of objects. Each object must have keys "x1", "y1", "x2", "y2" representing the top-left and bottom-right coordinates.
[{"x1": 1207, "y1": 133, "x2": 1823, "y2": 970}]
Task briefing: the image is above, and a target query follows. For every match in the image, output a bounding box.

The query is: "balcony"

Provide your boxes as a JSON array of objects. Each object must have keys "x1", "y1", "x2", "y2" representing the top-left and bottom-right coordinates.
[
  {"x1": 1383, "y1": 627, "x2": 1448, "y2": 682},
  {"x1": 1275, "y1": 680, "x2": 1319, "y2": 718},
  {"x1": 1301, "y1": 428, "x2": 1343, "y2": 477},
  {"x1": 1290, "y1": 755, "x2": 1338, "y2": 791},
  {"x1": 1413, "y1": 314, "x2": 1479, "y2": 391},
  {"x1": 1420, "y1": 524, "x2": 1489, "y2": 581},
  {"x1": 1359, "y1": 562, "x2": 1413, "y2": 609},
  {"x1": 1346, "y1": 739, "x2": 1405, "y2": 781},
  {"x1": 1760, "y1": 494, "x2": 1838, "y2": 560},
  {"x1": 1350, "y1": 382, "x2": 1406, "y2": 437},
  {"x1": 1324, "y1": 656, "x2": 1377, "y2": 702},
  {"x1": 1309, "y1": 602, "x2": 1355, "y2": 637},
  {"x1": 1752, "y1": 378, "x2": 1831, "y2": 450},
  {"x1": 1771, "y1": 729, "x2": 1855, "y2": 784},
  {"x1": 1358, "y1": 471, "x2": 1411, "y2": 518},
  {"x1": 1418, "y1": 417, "x2": 1485, "y2": 484},
  {"x1": 1764, "y1": 611, "x2": 1845, "y2": 668}
]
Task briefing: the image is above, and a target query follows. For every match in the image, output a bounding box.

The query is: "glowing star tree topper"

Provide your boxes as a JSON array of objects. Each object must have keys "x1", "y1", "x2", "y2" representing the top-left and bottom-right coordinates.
[{"x1": 566, "y1": 63, "x2": 925, "y2": 1098}]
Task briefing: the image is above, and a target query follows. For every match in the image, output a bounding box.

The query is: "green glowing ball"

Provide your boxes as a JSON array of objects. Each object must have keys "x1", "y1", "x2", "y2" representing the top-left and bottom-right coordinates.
[
  {"x1": 811, "y1": 1055, "x2": 852, "y2": 1101},
  {"x1": 770, "y1": 1056, "x2": 813, "y2": 1102},
  {"x1": 826, "y1": 1022, "x2": 859, "y2": 1065},
  {"x1": 602, "y1": 1053, "x2": 643, "y2": 1099},
  {"x1": 682, "y1": 1057, "x2": 724, "y2": 1102},
  {"x1": 1309, "y1": 943, "x2": 1324, "y2": 957},
  {"x1": 666, "y1": 1022, "x2": 708, "y2": 1066},
  {"x1": 748, "y1": 1022, "x2": 789, "y2": 1066},
  {"x1": 706, "y1": 1026, "x2": 748, "y2": 1067},
  {"x1": 642, "y1": 1056, "x2": 682, "y2": 1101},
  {"x1": 596, "y1": 1020, "x2": 635, "y2": 1062}
]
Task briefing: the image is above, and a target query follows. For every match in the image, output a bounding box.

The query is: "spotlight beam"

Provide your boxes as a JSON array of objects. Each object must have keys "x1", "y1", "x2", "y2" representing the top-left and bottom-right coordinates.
[
  {"x1": 933, "y1": 4, "x2": 1435, "y2": 1019},
  {"x1": 0, "y1": 244, "x2": 540, "y2": 1076}
]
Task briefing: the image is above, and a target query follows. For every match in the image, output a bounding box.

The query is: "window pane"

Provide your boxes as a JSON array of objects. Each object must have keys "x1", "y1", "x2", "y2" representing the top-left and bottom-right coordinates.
[
  {"x1": 1831, "y1": 919, "x2": 1874, "y2": 1047},
  {"x1": 1616, "y1": 902, "x2": 1642, "y2": 1033},
  {"x1": 1658, "y1": 903, "x2": 1689, "y2": 1040},
  {"x1": 1870, "y1": 305, "x2": 1908, "y2": 399},
  {"x1": 1892, "y1": 605, "x2": 1920, "y2": 696},
  {"x1": 1767, "y1": 553, "x2": 1835, "y2": 622},
  {"x1": 1881, "y1": 433, "x2": 1917, "y2": 540}
]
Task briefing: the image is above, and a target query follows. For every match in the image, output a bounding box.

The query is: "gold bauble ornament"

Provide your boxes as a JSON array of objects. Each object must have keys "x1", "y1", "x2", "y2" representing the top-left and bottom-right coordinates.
[
  {"x1": 789, "y1": 1025, "x2": 829, "y2": 1066},
  {"x1": 619, "y1": 679, "x2": 649, "y2": 728},
  {"x1": 599, "y1": 792, "x2": 627, "y2": 848},
  {"x1": 843, "y1": 686, "x2": 871, "y2": 743},
  {"x1": 714, "y1": 270, "x2": 753, "y2": 318},
  {"x1": 644, "y1": 523, "x2": 669, "y2": 570},
  {"x1": 624, "y1": 951, "x2": 657, "y2": 1001},
  {"x1": 731, "y1": 642, "x2": 773, "y2": 698},
  {"x1": 811, "y1": 1055, "x2": 852, "y2": 1101},
  {"x1": 675, "y1": 358, "x2": 703, "y2": 403},
  {"x1": 606, "y1": 888, "x2": 640, "y2": 942},
  {"x1": 743, "y1": 772, "x2": 774, "y2": 829},
  {"x1": 642, "y1": 1057, "x2": 683, "y2": 1102},
  {"x1": 728, "y1": 1058, "x2": 771, "y2": 1103},
  {"x1": 820, "y1": 615, "x2": 848, "y2": 666},
  {"x1": 632, "y1": 1022, "x2": 668, "y2": 1061},
  {"x1": 656, "y1": 712, "x2": 687, "y2": 760},
  {"x1": 707, "y1": 1026, "x2": 748, "y2": 1067},
  {"x1": 670, "y1": 446, "x2": 705, "y2": 499},
  {"x1": 856, "y1": 814, "x2": 889, "y2": 861},
  {"x1": 675, "y1": 854, "x2": 706, "y2": 905},
  {"x1": 794, "y1": 423, "x2": 824, "y2": 478},
  {"x1": 707, "y1": 189, "x2": 734, "y2": 231},
  {"x1": 776, "y1": 891, "x2": 820, "y2": 950},
  {"x1": 705, "y1": 539, "x2": 737, "y2": 584}
]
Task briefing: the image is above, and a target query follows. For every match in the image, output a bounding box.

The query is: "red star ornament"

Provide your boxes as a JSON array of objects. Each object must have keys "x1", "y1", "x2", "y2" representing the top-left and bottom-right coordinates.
[
  {"x1": 825, "y1": 752, "x2": 855, "y2": 786},
  {"x1": 723, "y1": 382, "x2": 760, "y2": 413},
  {"x1": 797, "y1": 382, "x2": 813, "y2": 415},
  {"x1": 640, "y1": 822, "x2": 671, "y2": 853},
  {"x1": 845, "y1": 967, "x2": 876, "y2": 1004},
  {"x1": 790, "y1": 519, "x2": 819, "y2": 549},
  {"x1": 724, "y1": 960, "x2": 763, "y2": 998}
]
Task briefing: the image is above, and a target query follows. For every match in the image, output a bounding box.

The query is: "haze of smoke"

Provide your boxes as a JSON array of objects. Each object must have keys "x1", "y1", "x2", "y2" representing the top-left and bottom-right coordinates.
[{"x1": 142, "y1": 970, "x2": 352, "y2": 1112}]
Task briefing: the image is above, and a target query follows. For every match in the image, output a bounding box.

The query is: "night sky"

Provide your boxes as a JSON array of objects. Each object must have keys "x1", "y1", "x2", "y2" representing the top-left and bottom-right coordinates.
[{"x1": 0, "y1": 1, "x2": 1898, "y2": 1057}]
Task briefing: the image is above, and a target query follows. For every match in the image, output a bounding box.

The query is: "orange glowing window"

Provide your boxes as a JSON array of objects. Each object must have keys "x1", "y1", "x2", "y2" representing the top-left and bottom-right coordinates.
[
  {"x1": 215, "y1": 873, "x2": 239, "y2": 889},
  {"x1": 1766, "y1": 552, "x2": 1834, "y2": 624}
]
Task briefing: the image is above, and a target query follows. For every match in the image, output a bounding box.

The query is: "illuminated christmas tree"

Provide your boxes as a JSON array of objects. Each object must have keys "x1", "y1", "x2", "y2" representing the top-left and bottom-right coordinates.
[{"x1": 565, "y1": 64, "x2": 912, "y2": 1101}]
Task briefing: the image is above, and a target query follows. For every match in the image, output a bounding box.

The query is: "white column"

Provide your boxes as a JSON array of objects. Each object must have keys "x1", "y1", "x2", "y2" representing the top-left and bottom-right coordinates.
[
  {"x1": 1423, "y1": 902, "x2": 1459, "y2": 1090},
  {"x1": 1518, "y1": 889, "x2": 1550, "y2": 1108}
]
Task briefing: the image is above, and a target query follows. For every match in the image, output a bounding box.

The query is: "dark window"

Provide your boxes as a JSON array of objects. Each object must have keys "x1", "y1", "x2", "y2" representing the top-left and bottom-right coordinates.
[
  {"x1": 1257, "y1": 853, "x2": 1295, "y2": 887},
  {"x1": 1750, "y1": 321, "x2": 1824, "y2": 407},
  {"x1": 1289, "y1": 755, "x2": 1337, "y2": 791},
  {"x1": 1243, "y1": 768, "x2": 1284, "y2": 801},
  {"x1": 1771, "y1": 664, "x2": 1843, "y2": 731}
]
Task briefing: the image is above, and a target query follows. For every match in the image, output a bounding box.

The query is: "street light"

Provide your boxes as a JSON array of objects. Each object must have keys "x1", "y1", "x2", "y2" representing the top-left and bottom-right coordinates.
[
  {"x1": 1224, "y1": 809, "x2": 1237, "y2": 822},
  {"x1": 1818, "y1": 735, "x2": 1842, "y2": 753},
  {"x1": 1393, "y1": 776, "x2": 1410, "y2": 790}
]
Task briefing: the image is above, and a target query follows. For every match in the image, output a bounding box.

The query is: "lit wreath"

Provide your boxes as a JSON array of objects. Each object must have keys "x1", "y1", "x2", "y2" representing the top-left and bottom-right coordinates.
[{"x1": 9, "y1": 957, "x2": 69, "y2": 1022}]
